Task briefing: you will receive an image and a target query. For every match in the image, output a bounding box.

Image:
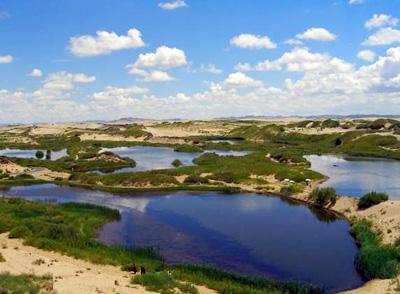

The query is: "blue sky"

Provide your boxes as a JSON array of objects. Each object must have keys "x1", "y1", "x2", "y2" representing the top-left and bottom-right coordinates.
[{"x1": 0, "y1": 0, "x2": 399, "y2": 123}]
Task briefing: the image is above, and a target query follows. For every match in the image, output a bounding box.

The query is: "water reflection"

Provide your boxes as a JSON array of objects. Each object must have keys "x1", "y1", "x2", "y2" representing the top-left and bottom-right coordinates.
[
  {"x1": 2, "y1": 184, "x2": 363, "y2": 292},
  {"x1": 306, "y1": 154, "x2": 400, "y2": 199}
]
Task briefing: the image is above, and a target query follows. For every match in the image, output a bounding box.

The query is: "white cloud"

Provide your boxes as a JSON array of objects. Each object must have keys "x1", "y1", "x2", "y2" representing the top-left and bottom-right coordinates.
[
  {"x1": 158, "y1": 0, "x2": 187, "y2": 10},
  {"x1": 296, "y1": 28, "x2": 337, "y2": 41},
  {"x1": 230, "y1": 34, "x2": 277, "y2": 49},
  {"x1": 28, "y1": 68, "x2": 43, "y2": 77},
  {"x1": 33, "y1": 71, "x2": 95, "y2": 100},
  {"x1": 130, "y1": 46, "x2": 187, "y2": 69},
  {"x1": 284, "y1": 39, "x2": 304, "y2": 46},
  {"x1": 194, "y1": 64, "x2": 222, "y2": 74},
  {"x1": 70, "y1": 28, "x2": 145, "y2": 57},
  {"x1": 223, "y1": 72, "x2": 262, "y2": 88},
  {"x1": 92, "y1": 86, "x2": 149, "y2": 105},
  {"x1": 234, "y1": 63, "x2": 253, "y2": 72},
  {"x1": 363, "y1": 27, "x2": 400, "y2": 46},
  {"x1": 242, "y1": 47, "x2": 353, "y2": 74},
  {"x1": 365, "y1": 14, "x2": 398, "y2": 29},
  {"x1": 0, "y1": 55, "x2": 13, "y2": 64},
  {"x1": 127, "y1": 46, "x2": 186, "y2": 82},
  {"x1": 357, "y1": 50, "x2": 375, "y2": 62}
]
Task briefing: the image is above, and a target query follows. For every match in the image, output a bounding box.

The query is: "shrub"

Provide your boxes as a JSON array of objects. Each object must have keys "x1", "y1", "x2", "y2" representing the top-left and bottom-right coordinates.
[
  {"x1": 309, "y1": 187, "x2": 337, "y2": 207},
  {"x1": 183, "y1": 175, "x2": 209, "y2": 185},
  {"x1": 171, "y1": 159, "x2": 183, "y2": 167},
  {"x1": 35, "y1": 150, "x2": 44, "y2": 159},
  {"x1": 9, "y1": 225, "x2": 32, "y2": 239},
  {"x1": 133, "y1": 272, "x2": 198, "y2": 294},
  {"x1": 280, "y1": 184, "x2": 304, "y2": 196},
  {"x1": 358, "y1": 192, "x2": 389, "y2": 210},
  {"x1": 321, "y1": 119, "x2": 340, "y2": 128}
]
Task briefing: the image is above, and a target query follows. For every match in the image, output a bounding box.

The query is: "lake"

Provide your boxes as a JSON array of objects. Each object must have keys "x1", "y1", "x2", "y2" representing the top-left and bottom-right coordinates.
[
  {"x1": 0, "y1": 148, "x2": 68, "y2": 161},
  {"x1": 1, "y1": 184, "x2": 363, "y2": 292},
  {"x1": 99, "y1": 146, "x2": 250, "y2": 173},
  {"x1": 306, "y1": 154, "x2": 400, "y2": 199}
]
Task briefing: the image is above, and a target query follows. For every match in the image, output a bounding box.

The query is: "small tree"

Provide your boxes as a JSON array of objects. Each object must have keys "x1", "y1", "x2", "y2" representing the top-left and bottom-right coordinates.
[
  {"x1": 45, "y1": 150, "x2": 51, "y2": 160},
  {"x1": 309, "y1": 187, "x2": 337, "y2": 207}
]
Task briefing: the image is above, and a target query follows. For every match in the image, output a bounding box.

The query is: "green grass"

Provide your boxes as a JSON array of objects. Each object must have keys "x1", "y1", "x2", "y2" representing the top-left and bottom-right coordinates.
[
  {"x1": 133, "y1": 272, "x2": 198, "y2": 294},
  {"x1": 171, "y1": 265, "x2": 323, "y2": 294},
  {"x1": 0, "y1": 272, "x2": 53, "y2": 294},
  {"x1": 0, "y1": 198, "x2": 163, "y2": 271},
  {"x1": 352, "y1": 220, "x2": 400, "y2": 279},
  {"x1": 309, "y1": 187, "x2": 337, "y2": 207},
  {"x1": 358, "y1": 192, "x2": 389, "y2": 210}
]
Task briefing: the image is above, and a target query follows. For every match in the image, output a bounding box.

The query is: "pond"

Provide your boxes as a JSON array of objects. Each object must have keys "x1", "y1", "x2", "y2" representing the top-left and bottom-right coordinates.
[
  {"x1": 1, "y1": 184, "x2": 363, "y2": 292},
  {"x1": 305, "y1": 154, "x2": 400, "y2": 199},
  {"x1": 99, "y1": 146, "x2": 250, "y2": 173},
  {"x1": 0, "y1": 148, "x2": 68, "y2": 161}
]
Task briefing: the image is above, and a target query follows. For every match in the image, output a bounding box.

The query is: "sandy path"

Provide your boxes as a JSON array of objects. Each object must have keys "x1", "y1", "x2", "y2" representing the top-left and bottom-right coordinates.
[{"x1": 0, "y1": 234, "x2": 155, "y2": 294}]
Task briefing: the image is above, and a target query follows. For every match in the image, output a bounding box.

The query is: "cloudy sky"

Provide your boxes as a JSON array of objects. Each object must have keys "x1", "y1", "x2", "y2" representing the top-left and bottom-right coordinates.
[{"x1": 0, "y1": 0, "x2": 399, "y2": 123}]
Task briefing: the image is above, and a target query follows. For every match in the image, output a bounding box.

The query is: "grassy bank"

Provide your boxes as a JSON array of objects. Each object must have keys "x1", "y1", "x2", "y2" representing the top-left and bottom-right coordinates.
[
  {"x1": 351, "y1": 220, "x2": 400, "y2": 280},
  {"x1": 0, "y1": 273, "x2": 53, "y2": 294}
]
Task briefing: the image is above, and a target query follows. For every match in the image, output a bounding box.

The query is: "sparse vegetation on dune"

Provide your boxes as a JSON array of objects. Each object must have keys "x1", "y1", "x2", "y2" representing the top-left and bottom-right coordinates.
[
  {"x1": 0, "y1": 272, "x2": 53, "y2": 294},
  {"x1": 358, "y1": 192, "x2": 389, "y2": 210}
]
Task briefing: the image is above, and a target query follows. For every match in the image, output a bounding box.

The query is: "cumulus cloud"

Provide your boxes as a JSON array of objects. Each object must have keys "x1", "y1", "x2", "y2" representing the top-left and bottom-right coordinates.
[
  {"x1": 365, "y1": 14, "x2": 398, "y2": 29},
  {"x1": 284, "y1": 39, "x2": 304, "y2": 46},
  {"x1": 131, "y1": 46, "x2": 187, "y2": 69},
  {"x1": 363, "y1": 27, "x2": 400, "y2": 46},
  {"x1": 296, "y1": 28, "x2": 337, "y2": 41},
  {"x1": 70, "y1": 28, "x2": 145, "y2": 57},
  {"x1": 223, "y1": 72, "x2": 262, "y2": 88},
  {"x1": 357, "y1": 50, "x2": 375, "y2": 62},
  {"x1": 158, "y1": 0, "x2": 187, "y2": 10},
  {"x1": 127, "y1": 46, "x2": 187, "y2": 82},
  {"x1": 230, "y1": 34, "x2": 277, "y2": 49},
  {"x1": 0, "y1": 55, "x2": 13, "y2": 64},
  {"x1": 239, "y1": 47, "x2": 353, "y2": 74},
  {"x1": 33, "y1": 71, "x2": 95, "y2": 100},
  {"x1": 2, "y1": 48, "x2": 400, "y2": 123},
  {"x1": 28, "y1": 68, "x2": 43, "y2": 77}
]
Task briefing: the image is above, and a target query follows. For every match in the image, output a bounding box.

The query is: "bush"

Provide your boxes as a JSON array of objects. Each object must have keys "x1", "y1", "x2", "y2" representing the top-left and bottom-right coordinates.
[
  {"x1": 280, "y1": 184, "x2": 304, "y2": 196},
  {"x1": 183, "y1": 175, "x2": 209, "y2": 185},
  {"x1": 174, "y1": 145, "x2": 203, "y2": 153},
  {"x1": 309, "y1": 187, "x2": 337, "y2": 207},
  {"x1": 9, "y1": 225, "x2": 32, "y2": 239},
  {"x1": 321, "y1": 119, "x2": 340, "y2": 128},
  {"x1": 171, "y1": 159, "x2": 183, "y2": 167},
  {"x1": 35, "y1": 150, "x2": 44, "y2": 159},
  {"x1": 133, "y1": 272, "x2": 198, "y2": 294},
  {"x1": 358, "y1": 192, "x2": 389, "y2": 210}
]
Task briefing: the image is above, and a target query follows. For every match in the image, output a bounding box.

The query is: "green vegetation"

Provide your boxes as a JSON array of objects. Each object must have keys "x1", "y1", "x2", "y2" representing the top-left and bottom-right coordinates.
[
  {"x1": 172, "y1": 159, "x2": 183, "y2": 167},
  {"x1": 321, "y1": 119, "x2": 340, "y2": 128},
  {"x1": 352, "y1": 220, "x2": 400, "y2": 279},
  {"x1": 133, "y1": 272, "x2": 198, "y2": 294},
  {"x1": 358, "y1": 192, "x2": 389, "y2": 210},
  {"x1": 171, "y1": 265, "x2": 323, "y2": 294},
  {"x1": 280, "y1": 183, "x2": 304, "y2": 196},
  {"x1": 174, "y1": 145, "x2": 203, "y2": 153},
  {"x1": 183, "y1": 174, "x2": 209, "y2": 184},
  {"x1": 0, "y1": 272, "x2": 53, "y2": 294},
  {"x1": 0, "y1": 252, "x2": 5, "y2": 262},
  {"x1": 309, "y1": 187, "x2": 337, "y2": 207},
  {"x1": 0, "y1": 198, "x2": 162, "y2": 270}
]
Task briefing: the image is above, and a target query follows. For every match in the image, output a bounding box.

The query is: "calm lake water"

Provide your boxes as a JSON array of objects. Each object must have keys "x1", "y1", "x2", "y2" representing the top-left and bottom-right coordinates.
[
  {"x1": 0, "y1": 148, "x2": 67, "y2": 161},
  {"x1": 1, "y1": 184, "x2": 363, "y2": 292},
  {"x1": 100, "y1": 146, "x2": 250, "y2": 173},
  {"x1": 306, "y1": 154, "x2": 400, "y2": 199}
]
